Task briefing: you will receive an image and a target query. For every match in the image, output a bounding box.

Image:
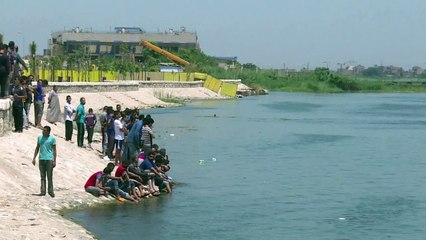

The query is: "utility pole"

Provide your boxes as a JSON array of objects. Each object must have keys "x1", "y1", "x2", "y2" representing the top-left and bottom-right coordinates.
[{"x1": 337, "y1": 62, "x2": 345, "y2": 73}]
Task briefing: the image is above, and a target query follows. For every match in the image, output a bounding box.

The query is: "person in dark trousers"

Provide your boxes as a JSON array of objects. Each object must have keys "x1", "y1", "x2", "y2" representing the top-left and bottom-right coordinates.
[
  {"x1": 23, "y1": 77, "x2": 33, "y2": 128},
  {"x1": 85, "y1": 108, "x2": 97, "y2": 149},
  {"x1": 33, "y1": 79, "x2": 47, "y2": 128},
  {"x1": 63, "y1": 95, "x2": 75, "y2": 141},
  {"x1": 11, "y1": 77, "x2": 27, "y2": 132},
  {"x1": 8, "y1": 41, "x2": 28, "y2": 86},
  {"x1": 74, "y1": 97, "x2": 86, "y2": 147},
  {"x1": 0, "y1": 44, "x2": 10, "y2": 98},
  {"x1": 32, "y1": 125, "x2": 57, "y2": 198},
  {"x1": 106, "y1": 106, "x2": 115, "y2": 160}
]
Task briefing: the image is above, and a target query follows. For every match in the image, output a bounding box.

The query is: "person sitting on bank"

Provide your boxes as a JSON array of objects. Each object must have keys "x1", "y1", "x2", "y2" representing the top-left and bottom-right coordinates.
[
  {"x1": 115, "y1": 162, "x2": 144, "y2": 201},
  {"x1": 84, "y1": 162, "x2": 126, "y2": 202},
  {"x1": 84, "y1": 163, "x2": 115, "y2": 197}
]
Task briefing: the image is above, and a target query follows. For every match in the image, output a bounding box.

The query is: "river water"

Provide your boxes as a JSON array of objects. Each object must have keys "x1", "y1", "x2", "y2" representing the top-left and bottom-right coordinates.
[{"x1": 67, "y1": 92, "x2": 426, "y2": 239}]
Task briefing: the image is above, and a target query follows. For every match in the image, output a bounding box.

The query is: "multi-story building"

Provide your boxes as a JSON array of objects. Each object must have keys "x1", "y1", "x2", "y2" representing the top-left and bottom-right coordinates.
[{"x1": 45, "y1": 26, "x2": 199, "y2": 62}]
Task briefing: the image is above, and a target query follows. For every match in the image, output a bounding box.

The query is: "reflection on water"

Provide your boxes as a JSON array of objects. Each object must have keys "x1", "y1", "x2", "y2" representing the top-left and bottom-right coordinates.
[{"x1": 68, "y1": 93, "x2": 426, "y2": 240}]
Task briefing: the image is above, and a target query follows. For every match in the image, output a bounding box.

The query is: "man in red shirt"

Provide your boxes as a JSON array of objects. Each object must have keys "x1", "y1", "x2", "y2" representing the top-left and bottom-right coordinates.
[
  {"x1": 115, "y1": 162, "x2": 144, "y2": 200},
  {"x1": 84, "y1": 163, "x2": 126, "y2": 202}
]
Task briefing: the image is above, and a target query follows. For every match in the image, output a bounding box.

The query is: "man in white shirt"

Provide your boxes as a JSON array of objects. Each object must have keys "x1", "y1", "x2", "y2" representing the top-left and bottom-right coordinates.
[
  {"x1": 114, "y1": 111, "x2": 127, "y2": 165},
  {"x1": 63, "y1": 95, "x2": 75, "y2": 141}
]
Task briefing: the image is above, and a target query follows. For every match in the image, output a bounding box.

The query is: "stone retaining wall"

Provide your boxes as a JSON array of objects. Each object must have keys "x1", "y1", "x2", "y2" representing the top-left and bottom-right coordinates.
[
  {"x1": 138, "y1": 81, "x2": 203, "y2": 88},
  {"x1": 0, "y1": 99, "x2": 13, "y2": 137},
  {"x1": 41, "y1": 81, "x2": 204, "y2": 92},
  {"x1": 41, "y1": 81, "x2": 140, "y2": 93}
]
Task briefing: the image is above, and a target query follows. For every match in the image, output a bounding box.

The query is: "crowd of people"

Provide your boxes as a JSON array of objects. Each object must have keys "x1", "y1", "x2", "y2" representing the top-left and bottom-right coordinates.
[
  {"x1": 31, "y1": 89, "x2": 174, "y2": 202},
  {"x1": 83, "y1": 105, "x2": 174, "y2": 202},
  {"x1": 1, "y1": 40, "x2": 174, "y2": 202}
]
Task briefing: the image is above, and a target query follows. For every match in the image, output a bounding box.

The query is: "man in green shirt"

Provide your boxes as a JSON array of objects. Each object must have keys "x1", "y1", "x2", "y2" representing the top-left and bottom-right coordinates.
[
  {"x1": 75, "y1": 97, "x2": 86, "y2": 147},
  {"x1": 32, "y1": 125, "x2": 57, "y2": 197}
]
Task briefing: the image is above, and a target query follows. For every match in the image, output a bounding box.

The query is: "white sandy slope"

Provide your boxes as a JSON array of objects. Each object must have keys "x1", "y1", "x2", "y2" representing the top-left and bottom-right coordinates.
[{"x1": 0, "y1": 87, "x2": 224, "y2": 240}]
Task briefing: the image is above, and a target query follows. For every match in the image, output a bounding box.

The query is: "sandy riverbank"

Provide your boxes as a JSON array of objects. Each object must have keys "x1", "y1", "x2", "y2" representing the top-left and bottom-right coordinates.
[{"x1": 0, "y1": 87, "x2": 225, "y2": 240}]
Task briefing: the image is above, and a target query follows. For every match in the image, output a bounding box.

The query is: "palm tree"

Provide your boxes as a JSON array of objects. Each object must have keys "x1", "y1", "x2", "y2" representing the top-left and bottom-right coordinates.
[
  {"x1": 48, "y1": 55, "x2": 64, "y2": 81},
  {"x1": 29, "y1": 41, "x2": 37, "y2": 78}
]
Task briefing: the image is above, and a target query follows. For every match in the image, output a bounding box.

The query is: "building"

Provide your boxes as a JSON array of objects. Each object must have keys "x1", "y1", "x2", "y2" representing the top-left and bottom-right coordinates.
[
  {"x1": 214, "y1": 56, "x2": 237, "y2": 70},
  {"x1": 46, "y1": 27, "x2": 199, "y2": 62},
  {"x1": 159, "y1": 63, "x2": 183, "y2": 73}
]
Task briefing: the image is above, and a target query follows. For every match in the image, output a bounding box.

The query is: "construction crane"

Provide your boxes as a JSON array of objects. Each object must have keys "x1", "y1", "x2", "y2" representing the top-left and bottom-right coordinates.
[{"x1": 139, "y1": 40, "x2": 190, "y2": 67}]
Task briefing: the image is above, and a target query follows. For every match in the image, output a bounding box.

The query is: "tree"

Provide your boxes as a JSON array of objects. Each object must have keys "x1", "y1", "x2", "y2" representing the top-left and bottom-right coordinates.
[
  {"x1": 29, "y1": 41, "x2": 37, "y2": 78},
  {"x1": 362, "y1": 67, "x2": 384, "y2": 78},
  {"x1": 49, "y1": 55, "x2": 64, "y2": 81},
  {"x1": 242, "y1": 63, "x2": 257, "y2": 70}
]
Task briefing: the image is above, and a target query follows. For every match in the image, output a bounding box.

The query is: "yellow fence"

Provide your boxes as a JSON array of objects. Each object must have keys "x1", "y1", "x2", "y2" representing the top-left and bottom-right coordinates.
[
  {"x1": 163, "y1": 72, "x2": 194, "y2": 81},
  {"x1": 203, "y1": 75, "x2": 221, "y2": 93},
  {"x1": 26, "y1": 69, "x2": 238, "y2": 97},
  {"x1": 32, "y1": 69, "x2": 117, "y2": 82},
  {"x1": 203, "y1": 75, "x2": 237, "y2": 97},
  {"x1": 221, "y1": 82, "x2": 238, "y2": 97},
  {"x1": 29, "y1": 70, "x2": 197, "y2": 82}
]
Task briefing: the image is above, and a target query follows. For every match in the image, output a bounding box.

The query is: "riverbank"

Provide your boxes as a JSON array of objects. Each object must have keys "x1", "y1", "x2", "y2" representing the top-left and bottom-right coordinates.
[{"x1": 0, "y1": 87, "x2": 225, "y2": 240}]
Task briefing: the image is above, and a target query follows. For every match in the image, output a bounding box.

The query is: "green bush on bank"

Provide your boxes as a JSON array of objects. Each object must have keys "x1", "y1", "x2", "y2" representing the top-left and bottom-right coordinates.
[{"x1": 88, "y1": 46, "x2": 426, "y2": 93}]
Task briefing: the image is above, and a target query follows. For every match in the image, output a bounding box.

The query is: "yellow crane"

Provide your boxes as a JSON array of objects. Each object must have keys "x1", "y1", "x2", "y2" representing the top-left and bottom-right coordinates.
[{"x1": 139, "y1": 40, "x2": 190, "y2": 67}]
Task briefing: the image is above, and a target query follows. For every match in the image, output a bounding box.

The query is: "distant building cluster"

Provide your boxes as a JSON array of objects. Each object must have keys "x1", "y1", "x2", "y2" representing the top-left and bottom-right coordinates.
[
  {"x1": 339, "y1": 64, "x2": 425, "y2": 78},
  {"x1": 45, "y1": 26, "x2": 199, "y2": 62}
]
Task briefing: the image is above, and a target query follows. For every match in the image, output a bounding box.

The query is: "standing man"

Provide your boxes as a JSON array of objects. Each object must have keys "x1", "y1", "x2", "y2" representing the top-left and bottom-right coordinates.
[
  {"x1": 106, "y1": 107, "x2": 115, "y2": 160},
  {"x1": 0, "y1": 44, "x2": 10, "y2": 98},
  {"x1": 33, "y1": 79, "x2": 47, "y2": 128},
  {"x1": 46, "y1": 85, "x2": 61, "y2": 124},
  {"x1": 11, "y1": 77, "x2": 27, "y2": 133},
  {"x1": 63, "y1": 95, "x2": 75, "y2": 141},
  {"x1": 85, "y1": 108, "x2": 97, "y2": 149},
  {"x1": 32, "y1": 125, "x2": 57, "y2": 197},
  {"x1": 114, "y1": 111, "x2": 127, "y2": 165},
  {"x1": 75, "y1": 97, "x2": 86, "y2": 148},
  {"x1": 142, "y1": 117, "x2": 155, "y2": 157},
  {"x1": 8, "y1": 41, "x2": 28, "y2": 93},
  {"x1": 125, "y1": 114, "x2": 144, "y2": 164},
  {"x1": 99, "y1": 106, "x2": 108, "y2": 155}
]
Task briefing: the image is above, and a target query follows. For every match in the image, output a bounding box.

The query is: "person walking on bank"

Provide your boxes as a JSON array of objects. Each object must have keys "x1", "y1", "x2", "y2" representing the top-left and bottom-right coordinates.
[
  {"x1": 63, "y1": 95, "x2": 75, "y2": 141},
  {"x1": 85, "y1": 108, "x2": 97, "y2": 149},
  {"x1": 32, "y1": 125, "x2": 57, "y2": 198},
  {"x1": 75, "y1": 97, "x2": 86, "y2": 147},
  {"x1": 46, "y1": 85, "x2": 62, "y2": 124}
]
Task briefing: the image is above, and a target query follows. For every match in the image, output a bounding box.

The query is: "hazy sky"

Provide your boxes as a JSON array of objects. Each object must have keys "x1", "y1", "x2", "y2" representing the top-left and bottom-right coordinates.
[{"x1": 2, "y1": 0, "x2": 426, "y2": 70}]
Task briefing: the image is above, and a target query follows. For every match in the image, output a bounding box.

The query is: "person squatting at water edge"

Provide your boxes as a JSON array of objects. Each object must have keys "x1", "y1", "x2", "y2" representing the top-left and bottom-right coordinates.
[{"x1": 84, "y1": 106, "x2": 174, "y2": 202}]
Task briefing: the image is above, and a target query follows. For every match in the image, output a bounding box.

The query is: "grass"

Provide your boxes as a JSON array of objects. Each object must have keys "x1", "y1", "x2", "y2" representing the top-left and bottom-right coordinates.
[{"x1": 153, "y1": 90, "x2": 185, "y2": 104}]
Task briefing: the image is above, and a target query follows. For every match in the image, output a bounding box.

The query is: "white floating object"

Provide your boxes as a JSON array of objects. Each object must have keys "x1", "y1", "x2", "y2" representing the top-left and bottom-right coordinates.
[
  {"x1": 212, "y1": 157, "x2": 217, "y2": 162},
  {"x1": 170, "y1": 133, "x2": 175, "y2": 136},
  {"x1": 338, "y1": 217, "x2": 346, "y2": 220}
]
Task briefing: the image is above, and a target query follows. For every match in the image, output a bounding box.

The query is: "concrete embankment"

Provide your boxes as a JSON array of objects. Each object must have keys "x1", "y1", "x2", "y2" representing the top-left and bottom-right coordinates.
[{"x1": 0, "y1": 83, "x2": 225, "y2": 239}]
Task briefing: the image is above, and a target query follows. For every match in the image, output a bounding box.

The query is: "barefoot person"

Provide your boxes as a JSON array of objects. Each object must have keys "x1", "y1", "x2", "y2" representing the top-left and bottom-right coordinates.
[{"x1": 32, "y1": 125, "x2": 57, "y2": 197}]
